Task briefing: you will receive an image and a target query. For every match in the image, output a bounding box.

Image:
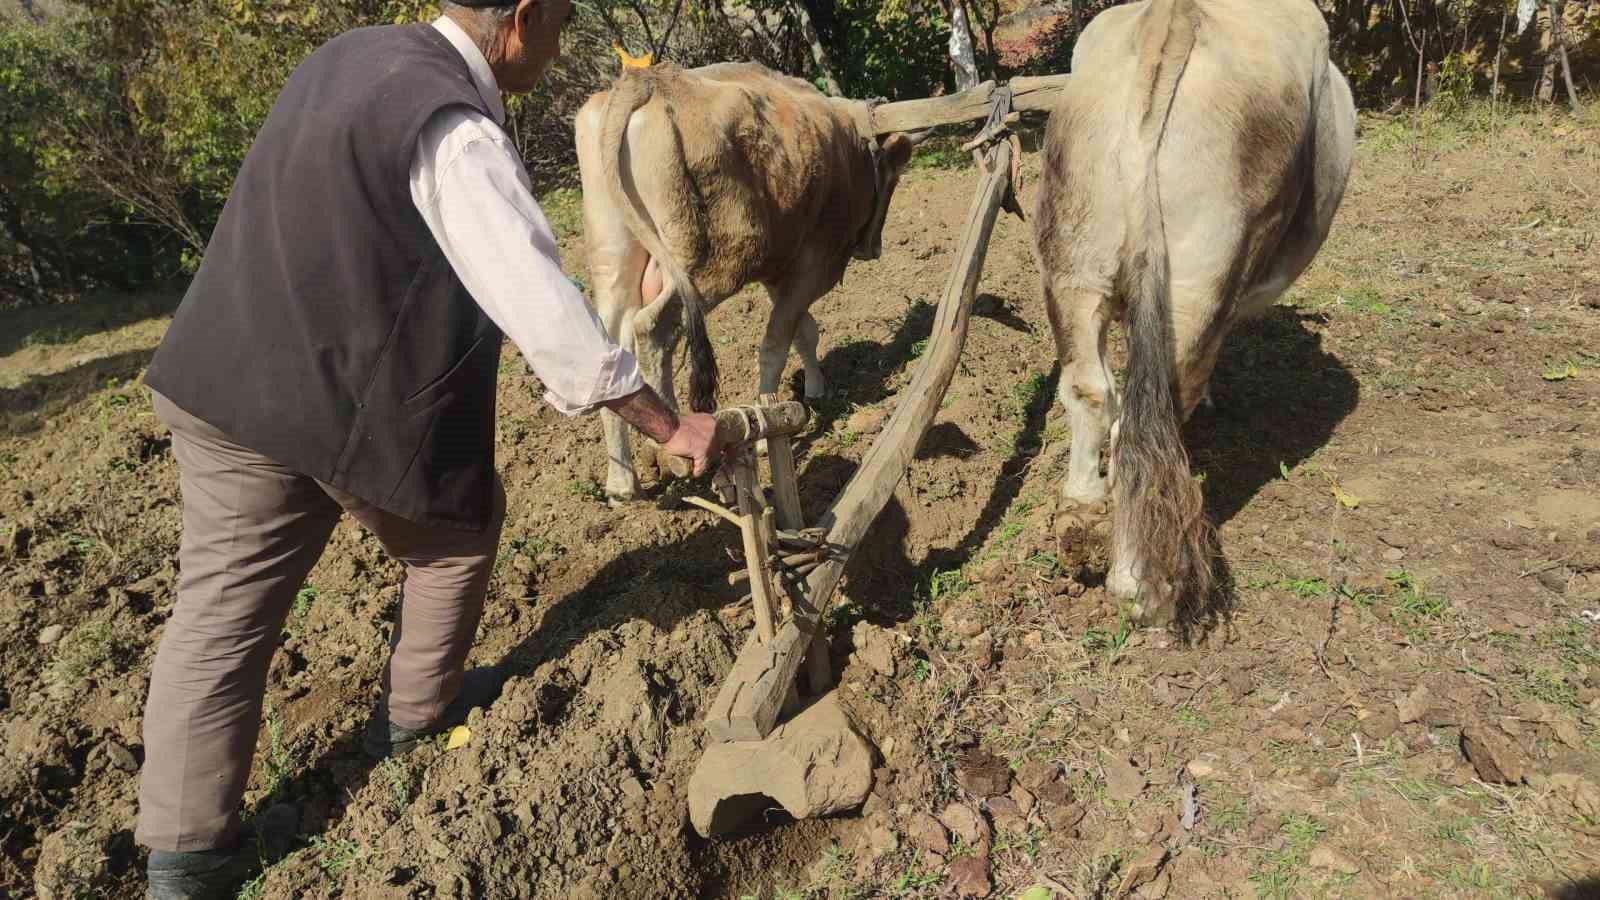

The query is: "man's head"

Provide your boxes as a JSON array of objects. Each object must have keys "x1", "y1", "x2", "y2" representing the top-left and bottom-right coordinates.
[{"x1": 443, "y1": 0, "x2": 572, "y2": 94}]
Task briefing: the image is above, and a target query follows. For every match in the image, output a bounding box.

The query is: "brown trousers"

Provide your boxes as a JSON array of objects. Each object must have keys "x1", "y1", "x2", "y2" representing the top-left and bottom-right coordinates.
[{"x1": 136, "y1": 391, "x2": 505, "y2": 851}]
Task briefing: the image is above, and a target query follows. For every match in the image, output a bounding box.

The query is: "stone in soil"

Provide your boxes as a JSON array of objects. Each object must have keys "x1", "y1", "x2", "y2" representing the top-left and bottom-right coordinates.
[{"x1": 687, "y1": 693, "x2": 873, "y2": 837}]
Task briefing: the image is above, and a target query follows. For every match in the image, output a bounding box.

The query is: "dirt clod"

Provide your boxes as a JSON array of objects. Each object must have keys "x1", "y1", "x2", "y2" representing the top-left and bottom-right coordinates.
[
  {"x1": 1460, "y1": 721, "x2": 1529, "y2": 784},
  {"x1": 850, "y1": 621, "x2": 896, "y2": 678},
  {"x1": 1396, "y1": 683, "x2": 1432, "y2": 724},
  {"x1": 968, "y1": 631, "x2": 995, "y2": 670},
  {"x1": 1118, "y1": 846, "x2": 1169, "y2": 896},
  {"x1": 1549, "y1": 774, "x2": 1600, "y2": 818},
  {"x1": 1104, "y1": 752, "x2": 1147, "y2": 801},
  {"x1": 955, "y1": 746, "x2": 1011, "y2": 798},
  {"x1": 33, "y1": 822, "x2": 114, "y2": 900},
  {"x1": 906, "y1": 811, "x2": 949, "y2": 855},
  {"x1": 948, "y1": 853, "x2": 993, "y2": 898},
  {"x1": 986, "y1": 796, "x2": 1028, "y2": 833},
  {"x1": 1310, "y1": 845, "x2": 1362, "y2": 875},
  {"x1": 939, "y1": 802, "x2": 991, "y2": 852},
  {"x1": 36, "y1": 625, "x2": 63, "y2": 646}
]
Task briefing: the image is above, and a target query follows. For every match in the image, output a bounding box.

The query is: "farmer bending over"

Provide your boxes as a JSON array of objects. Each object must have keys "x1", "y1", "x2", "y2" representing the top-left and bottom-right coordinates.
[{"x1": 135, "y1": 2, "x2": 719, "y2": 896}]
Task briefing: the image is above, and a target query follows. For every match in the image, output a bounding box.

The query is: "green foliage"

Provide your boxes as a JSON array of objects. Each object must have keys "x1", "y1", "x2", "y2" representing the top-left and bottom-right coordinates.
[{"x1": 834, "y1": 0, "x2": 949, "y2": 100}]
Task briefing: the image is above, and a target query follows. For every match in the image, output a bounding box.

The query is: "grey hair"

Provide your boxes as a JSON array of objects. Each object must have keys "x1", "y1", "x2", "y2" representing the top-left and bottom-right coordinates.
[{"x1": 441, "y1": 2, "x2": 517, "y2": 29}]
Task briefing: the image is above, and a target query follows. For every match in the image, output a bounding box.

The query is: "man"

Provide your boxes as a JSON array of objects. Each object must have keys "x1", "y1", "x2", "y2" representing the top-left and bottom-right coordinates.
[{"x1": 135, "y1": 2, "x2": 720, "y2": 896}]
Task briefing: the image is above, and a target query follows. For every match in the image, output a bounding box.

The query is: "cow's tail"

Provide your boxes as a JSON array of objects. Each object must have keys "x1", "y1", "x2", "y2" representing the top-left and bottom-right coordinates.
[
  {"x1": 600, "y1": 69, "x2": 719, "y2": 413},
  {"x1": 1114, "y1": 0, "x2": 1214, "y2": 618}
]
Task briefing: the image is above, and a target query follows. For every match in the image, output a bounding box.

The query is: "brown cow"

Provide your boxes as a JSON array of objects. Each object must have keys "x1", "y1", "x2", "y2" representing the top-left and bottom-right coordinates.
[
  {"x1": 574, "y1": 62, "x2": 927, "y2": 500},
  {"x1": 1032, "y1": 0, "x2": 1356, "y2": 623}
]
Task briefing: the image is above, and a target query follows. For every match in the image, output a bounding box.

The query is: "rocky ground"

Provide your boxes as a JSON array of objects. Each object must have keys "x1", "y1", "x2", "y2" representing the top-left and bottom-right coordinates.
[{"x1": 2, "y1": 104, "x2": 1598, "y2": 899}]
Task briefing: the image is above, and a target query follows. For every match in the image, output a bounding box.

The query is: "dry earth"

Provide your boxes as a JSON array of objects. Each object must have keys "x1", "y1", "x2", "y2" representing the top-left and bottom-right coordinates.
[{"x1": 2, "y1": 105, "x2": 1598, "y2": 899}]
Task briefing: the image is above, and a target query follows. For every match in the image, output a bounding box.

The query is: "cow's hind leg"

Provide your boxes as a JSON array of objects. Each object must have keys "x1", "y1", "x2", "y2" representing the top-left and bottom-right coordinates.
[
  {"x1": 1105, "y1": 287, "x2": 1228, "y2": 616},
  {"x1": 1048, "y1": 278, "x2": 1118, "y2": 510},
  {"x1": 578, "y1": 107, "x2": 650, "y2": 501}
]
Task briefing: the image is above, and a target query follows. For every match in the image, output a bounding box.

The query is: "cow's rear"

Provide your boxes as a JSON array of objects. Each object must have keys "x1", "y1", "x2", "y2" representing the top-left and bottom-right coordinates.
[{"x1": 1033, "y1": 0, "x2": 1356, "y2": 625}]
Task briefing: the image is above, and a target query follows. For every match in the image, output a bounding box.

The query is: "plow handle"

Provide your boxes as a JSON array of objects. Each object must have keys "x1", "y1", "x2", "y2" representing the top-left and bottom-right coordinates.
[{"x1": 713, "y1": 401, "x2": 810, "y2": 448}]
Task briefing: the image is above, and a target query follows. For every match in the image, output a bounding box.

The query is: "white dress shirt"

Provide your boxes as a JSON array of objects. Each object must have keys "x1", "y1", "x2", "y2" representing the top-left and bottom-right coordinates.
[{"x1": 411, "y1": 16, "x2": 644, "y2": 416}]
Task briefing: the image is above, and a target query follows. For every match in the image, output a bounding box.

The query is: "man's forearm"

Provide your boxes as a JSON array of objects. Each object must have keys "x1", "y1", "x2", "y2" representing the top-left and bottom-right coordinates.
[{"x1": 601, "y1": 386, "x2": 679, "y2": 444}]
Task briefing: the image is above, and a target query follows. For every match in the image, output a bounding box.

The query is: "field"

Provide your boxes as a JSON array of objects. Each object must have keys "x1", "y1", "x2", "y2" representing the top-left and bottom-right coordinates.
[{"x1": 2, "y1": 105, "x2": 1598, "y2": 899}]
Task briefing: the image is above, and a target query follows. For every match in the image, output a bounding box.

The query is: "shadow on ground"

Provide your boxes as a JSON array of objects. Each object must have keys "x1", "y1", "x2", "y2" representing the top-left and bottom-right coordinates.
[
  {"x1": 1188, "y1": 305, "x2": 1360, "y2": 529},
  {"x1": 1, "y1": 348, "x2": 159, "y2": 438}
]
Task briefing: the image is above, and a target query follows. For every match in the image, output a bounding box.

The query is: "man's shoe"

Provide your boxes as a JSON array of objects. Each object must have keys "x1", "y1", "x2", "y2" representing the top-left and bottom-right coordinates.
[
  {"x1": 145, "y1": 846, "x2": 252, "y2": 900},
  {"x1": 363, "y1": 666, "x2": 506, "y2": 759}
]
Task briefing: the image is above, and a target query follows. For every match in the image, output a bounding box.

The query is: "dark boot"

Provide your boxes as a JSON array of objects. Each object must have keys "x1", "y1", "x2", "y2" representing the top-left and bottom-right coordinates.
[
  {"x1": 363, "y1": 666, "x2": 506, "y2": 759},
  {"x1": 145, "y1": 846, "x2": 253, "y2": 900}
]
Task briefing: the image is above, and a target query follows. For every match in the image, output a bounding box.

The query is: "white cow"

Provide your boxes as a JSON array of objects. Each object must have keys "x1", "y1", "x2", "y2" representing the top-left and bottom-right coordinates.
[{"x1": 1032, "y1": 0, "x2": 1356, "y2": 623}]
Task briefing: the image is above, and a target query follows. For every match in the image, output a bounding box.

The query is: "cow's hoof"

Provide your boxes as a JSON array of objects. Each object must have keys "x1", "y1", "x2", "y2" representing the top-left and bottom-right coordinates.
[
  {"x1": 606, "y1": 475, "x2": 641, "y2": 503},
  {"x1": 1109, "y1": 569, "x2": 1176, "y2": 627},
  {"x1": 1060, "y1": 480, "x2": 1110, "y2": 508}
]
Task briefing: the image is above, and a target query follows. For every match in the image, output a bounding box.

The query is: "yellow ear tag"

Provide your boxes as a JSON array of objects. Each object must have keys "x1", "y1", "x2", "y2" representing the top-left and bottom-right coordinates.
[{"x1": 613, "y1": 42, "x2": 653, "y2": 70}]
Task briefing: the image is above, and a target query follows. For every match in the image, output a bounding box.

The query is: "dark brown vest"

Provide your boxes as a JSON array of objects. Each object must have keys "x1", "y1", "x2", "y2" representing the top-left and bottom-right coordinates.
[{"x1": 146, "y1": 24, "x2": 504, "y2": 530}]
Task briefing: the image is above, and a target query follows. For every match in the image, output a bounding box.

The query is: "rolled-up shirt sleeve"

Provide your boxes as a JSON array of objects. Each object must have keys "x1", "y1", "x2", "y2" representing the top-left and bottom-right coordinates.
[{"x1": 411, "y1": 109, "x2": 644, "y2": 416}]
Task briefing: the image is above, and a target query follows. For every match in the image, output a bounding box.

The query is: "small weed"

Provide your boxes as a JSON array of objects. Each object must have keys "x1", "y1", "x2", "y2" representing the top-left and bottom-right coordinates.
[
  {"x1": 237, "y1": 873, "x2": 266, "y2": 900},
  {"x1": 1443, "y1": 860, "x2": 1514, "y2": 894},
  {"x1": 837, "y1": 428, "x2": 861, "y2": 448},
  {"x1": 380, "y1": 758, "x2": 412, "y2": 813},
  {"x1": 1389, "y1": 571, "x2": 1448, "y2": 622},
  {"x1": 64, "y1": 532, "x2": 98, "y2": 557},
  {"x1": 1208, "y1": 793, "x2": 1250, "y2": 834},
  {"x1": 1082, "y1": 612, "x2": 1133, "y2": 657},
  {"x1": 1245, "y1": 562, "x2": 1285, "y2": 590},
  {"x1": 996, "y1": 520, "x2": 1025, "y2": 544},
  {"x1": 46, "y1": 620, "x2": 130, "y2": 687},
  {"x1": 909, "y1": 338, "x2": 928, "y2": 358},
  {"x1": 910, "y1": 658, "x2": 930, "y2": 683},
  {"x1": 293, "y1": 586, "x2": 316, "y2": 618},
  {"x1": 568, "y1": 479, "x2": 606, "y2": 502},
  {"x1": 1023, "y1": 552, "x2": 1060, "y2": 577},
  {"x1": 923, "y1": 568, "x2": 968, "y2": 604},
  {"x1": 1283, "y1": 575, "x2": 1330, "y2": 599},
  {"x1": 1249, "y1": 814, "x2": 1327, "y2": 899},
  {"x1": 1520, "y1": 665, "x2": 1581, "y2": 708},
  {"x1": 261, "y1": 706, "x2": 297, "y2": 801},
  {"x1": 887, "y1": 851, "x2": 943, "y2": 897},
  {"x1": 539, "y1": 186, "x2": 585, "y2": 239},
  {"x1": 1008, "y1": 373, "x2": 1048, "y2": 419},
  {"x1": 1074, "y1": 852, "x2": 1122, "y2": 898},
  {"x1": 310, "y1": 836, "x2": 364, "y2": 877}
]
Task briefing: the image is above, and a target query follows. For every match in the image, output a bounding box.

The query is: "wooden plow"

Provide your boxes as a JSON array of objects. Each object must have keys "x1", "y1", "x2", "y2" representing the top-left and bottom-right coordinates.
[{"x1": 686, "y1": 75, "x2": 1067, "y2": 838}]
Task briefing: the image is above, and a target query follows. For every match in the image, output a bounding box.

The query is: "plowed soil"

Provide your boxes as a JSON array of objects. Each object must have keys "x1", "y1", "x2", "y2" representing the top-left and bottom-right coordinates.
[{"x1": 3, "y1": 107, "x2": 1598, "y2": 899}]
